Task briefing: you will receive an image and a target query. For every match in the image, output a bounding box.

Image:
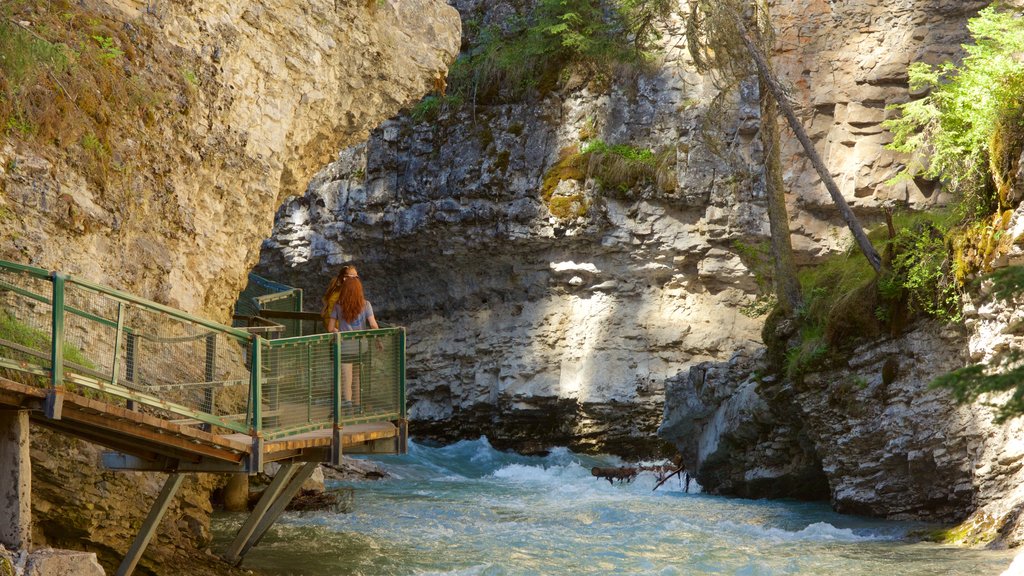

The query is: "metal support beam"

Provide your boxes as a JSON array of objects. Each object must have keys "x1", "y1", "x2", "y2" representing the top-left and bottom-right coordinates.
[
  {"x1": 223, "y1": 462, "x2": 315, "y2": 565},
  {"x1": 101, "y1": 452, "x2": 248, "y2": 474},
  {"x1": 344, "y1": 436, "x2": 401, "y2": 455},
  {"x1": 0, "y1": 410, "x2": 30, "y2": 550},
  {"x1": 116, "y1": 472, "x2": 185, "y2": 576},
  {"x1": 397, "y1": 418, "x2": 409, "y2": 455},
  {"x1": 237, "y1": 462, "x2": 317, "y2": 560},
  {"x1": 330, "y1": 426, "x2": 343, "y2": 466}
]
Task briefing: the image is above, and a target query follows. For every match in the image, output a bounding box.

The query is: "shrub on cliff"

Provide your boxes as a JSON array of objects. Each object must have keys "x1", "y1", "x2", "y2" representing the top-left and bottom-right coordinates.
[
  {"x1": 883, "y1": 5, "x2": 1024, "y2": 282},
  {"x1": 0, "y1": 0, "x2": 190, "y2": 188},
  {"x1": 880, "y1": 4, "x2": 1024, "y2": 419},
  {"x1": 430, "y1": 0, "x2": 675, "y2": 108},
  {"x1": 866, "y1": 4, "x2": 1024, "y2": 321},
  {"x1": 885, "y1": 5, "x2": 1024, "y2": 216}
]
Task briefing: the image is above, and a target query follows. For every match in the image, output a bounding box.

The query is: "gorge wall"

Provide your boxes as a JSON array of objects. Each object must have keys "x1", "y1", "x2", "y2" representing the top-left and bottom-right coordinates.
[
  {"x1": 0, "y1": 0, "x2": 459, "y2": 572},
  {"x1": 258, "y1": 0, "x2": 987, "y2": 457},
  {"x1": 654, "y1": 0, "x2": 1024, "y2": 546},
  {"x1": 659, "y1": 233, "x2": 1024, "y2": 545}
]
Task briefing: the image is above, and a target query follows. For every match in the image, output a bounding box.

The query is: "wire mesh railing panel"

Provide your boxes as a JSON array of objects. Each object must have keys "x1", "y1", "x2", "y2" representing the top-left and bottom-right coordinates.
[
  {"x1": 0, "y1": 260, "x2": 406, "y2": 452},
  {"x1": 257, "y1": 291, "x2": 303, "y2": 337},
  {"x1": 233, "y1": 274, "x2": 296, "y2": 317},
  {"x1": 340, "y1": 329, "x2": 403, "y2": 423},
  {"x1": 260, "y1": 336, "x2": 335, "y2": 435},
  {"x1": 62, "y1": 282, "x2": 121, "y2": 380},
  {"x1": 115, "y1": 300, "x2": 251, "y2": 428},
  {"x1": 0, "y1": 266, "x2": 55, "y2": 380},
  {"x1": 258, "y1": 328, "x2": 405, "y2": 435}
]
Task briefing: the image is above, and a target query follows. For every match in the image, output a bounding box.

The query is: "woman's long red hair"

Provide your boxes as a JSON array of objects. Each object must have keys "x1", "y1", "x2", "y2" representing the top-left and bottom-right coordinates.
[{"x1": 339, "y1": 277, "x2": 366, "y2": 324}]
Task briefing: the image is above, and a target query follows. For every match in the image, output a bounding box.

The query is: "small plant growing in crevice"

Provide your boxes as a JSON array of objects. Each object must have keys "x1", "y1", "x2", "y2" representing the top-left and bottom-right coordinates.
[
  {"x1": 539, "y1": 139, "x2": 666, "y2": 220},
  {"x1": 733, "y1": 240, "x2": 777, "y2": 318},
  {"x1": 91, "y1": 35, "x2": 124, "y2": 62}
]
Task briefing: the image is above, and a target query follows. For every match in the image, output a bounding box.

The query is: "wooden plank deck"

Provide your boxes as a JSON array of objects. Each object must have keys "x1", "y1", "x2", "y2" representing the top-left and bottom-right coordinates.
[{"x1": 0, "y1": 376, "x2": 400, "y2": 472}]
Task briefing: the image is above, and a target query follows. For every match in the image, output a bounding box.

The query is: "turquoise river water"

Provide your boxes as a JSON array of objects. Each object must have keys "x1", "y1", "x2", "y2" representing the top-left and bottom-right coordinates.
[{"x1": 212, "y1": 438, "x2": 1017, "y2": 576}]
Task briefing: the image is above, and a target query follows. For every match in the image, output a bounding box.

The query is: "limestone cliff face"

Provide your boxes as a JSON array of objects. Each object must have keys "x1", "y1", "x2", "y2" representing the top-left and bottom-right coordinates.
[
  {"x1": 656, "y1": 0, "x2": 1024, "y2": 545},
  {"x1": 659, "y1": 252, "x2": 1024, "y2": 544},
  {"x1": 258, "y1": 0, "x2": 985, "y2": 456},
  {"x1": 0, "y1": 0, "x2": 459, "y2": 572},
  {"x1": 1, "y1": 0, "x2": 459, "y2": 320}
]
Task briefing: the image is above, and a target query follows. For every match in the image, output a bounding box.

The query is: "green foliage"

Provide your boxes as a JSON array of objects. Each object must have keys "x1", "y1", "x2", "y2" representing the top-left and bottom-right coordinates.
[
  {"x1": 447, "y1": 0, "x2": 676, "y2": 105},
  {"x1": 733, "y1": 240, "x2": 773, "y2": 294},
  {"x1": 0, "y1": 0, "x2": 186, "y2": 194},
  {"x1": 581, "y1": 139, "x2": 656, "y2": 163},
  {"x1": 733, "y1": 239, "x2": 778, "y2": 317},
  {"x1": 540, "y1": 138, "x2": 667, "y2": 219},
  {"x1": 884, "y1": 210, "x2": 963, "y2": 322},
  {"x1": 686, "y1": 0, "x2": 775, "y2": 82},
  {"x1": 0, "y1": 21, "x2": 71, "y2": 85},
  {"x1": 182, "y1": 68, "x2": 199, "y2": 87},
  {"x1": 548, "y1": 194, "x2": 589, "y2": 219},
  {"x1": 411, "y1": 95, "x2": 442, "y2": 122},
  {"x1": 409, "y1": 93, "x2": 463, "y2": 123},
  {"x1": 988, "y1": 265, "x2": 1024, "y2": 302},
  {"x1": 539, "y1": 139, "x2": 665, "y2": 219},
  {"x1": 930, "y1": 265, "x2": 1024, "y2": 423},
  {"x1": 0, "y1": 310, "x2": 93, "y2": 370},
  {"x1": 884, "y1": 6, "x2": 1024, "y2": 215},
  {"x1": 582, "y1": 139, "x2": 666, "y2": 195},
  {"x1": 784, "y1": 322, "x2": 828, "y2": 382},
  {"x1": 81, "y1": 132, "x2": 105, "y2": 155},
  {"x1": 91, "y1": 35, "x2": 124, "y2": 62}
]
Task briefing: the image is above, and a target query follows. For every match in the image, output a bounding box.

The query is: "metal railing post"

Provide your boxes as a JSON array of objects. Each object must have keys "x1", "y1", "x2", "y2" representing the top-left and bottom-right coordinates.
[
  {"x1": 45, "y1": 272, "x2": 66, "y2": 419},
  {"x1": 306, "y1": 344, "x2": 312, "y2": 423},
  {"x1": 110, "y1": 302, "x2": 125, "y2": 388},
  {"x1": 397, "y1": 328, "x2": 407, "y2": 454},
  {"x1": 248, "y1": 336, "x2": 263, "y2": 472},
  {"x1": 331, "y1": 332, "x2": 342, "y2": 465},
  {"x1": 399, "y1": 328, "x2": 406, "y2": 420}
]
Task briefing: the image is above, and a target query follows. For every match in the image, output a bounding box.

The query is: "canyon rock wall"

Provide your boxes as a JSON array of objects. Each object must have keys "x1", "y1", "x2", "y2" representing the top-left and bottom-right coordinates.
[
  {"x1": 0, "y1": 0, "x2": 459, "y2": 571},
  {"x1": 658, "y1": 0, "x2": 1024, "y2": 545},
  {"x1": 1, "y1": 0, "x2": 459, "y2": 320},
  {"x1": 258, "y1": 0, "x2": 986, "y2": 456},
  {"x1": 660, "y1": 254, "x2": 1024, "y2": 544}
]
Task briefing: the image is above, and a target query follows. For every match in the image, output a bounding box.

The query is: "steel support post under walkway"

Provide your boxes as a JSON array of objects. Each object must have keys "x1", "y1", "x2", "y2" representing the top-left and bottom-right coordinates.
[
  {"x1": 116, "y1": 473, "x2": 185, "y2": 576},
  {"x1": 223, "y1": 462, "x2": 318, "y2": 566}
]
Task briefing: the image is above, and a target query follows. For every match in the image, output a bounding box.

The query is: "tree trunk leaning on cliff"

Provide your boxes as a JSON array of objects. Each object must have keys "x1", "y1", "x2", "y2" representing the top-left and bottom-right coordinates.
[
  {"x1": 761, "y1": 76, "x2": 804, "y2": 313},
  {"x1": 686, "y1": 0, "x2": 804, "y2": 312},
  {"x1": 731, "y1": 11, "x2": 882, "y2": 273}
]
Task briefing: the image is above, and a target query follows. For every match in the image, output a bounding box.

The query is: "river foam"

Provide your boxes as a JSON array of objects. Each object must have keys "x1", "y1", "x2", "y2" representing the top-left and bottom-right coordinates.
[{"x1": 212, "y1": 437, "x2": 1016, "y2": 575}]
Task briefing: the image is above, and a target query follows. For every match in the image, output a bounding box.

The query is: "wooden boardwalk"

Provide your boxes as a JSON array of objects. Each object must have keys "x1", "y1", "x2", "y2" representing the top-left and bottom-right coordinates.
[
  {"x1": 0, "y1": 262, "x2": 408, "y2": 573},
  {"x1": 0, "y1": 375, "x2": 401, "y2": 472}
]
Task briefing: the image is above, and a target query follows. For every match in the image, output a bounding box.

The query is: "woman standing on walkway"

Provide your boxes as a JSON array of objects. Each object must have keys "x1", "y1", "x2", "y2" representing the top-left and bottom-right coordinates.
[{"x1": 326, "y1": 266, "x2": 379, "y2": 406}]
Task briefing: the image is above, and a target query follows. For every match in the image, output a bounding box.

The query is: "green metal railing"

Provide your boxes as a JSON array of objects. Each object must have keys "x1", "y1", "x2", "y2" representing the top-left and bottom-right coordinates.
[
  {"x1": 0, "y1": 260, "x2": 405, "y2": 444},
  {"x1": 233, "y1": 274, "x2": 310, "y2": 338}
]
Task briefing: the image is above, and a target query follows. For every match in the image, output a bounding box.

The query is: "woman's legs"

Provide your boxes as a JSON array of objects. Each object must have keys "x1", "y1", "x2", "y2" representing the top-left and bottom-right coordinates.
[{"x1": 341, "y1": 362, "x2": 353, "y2": 403}]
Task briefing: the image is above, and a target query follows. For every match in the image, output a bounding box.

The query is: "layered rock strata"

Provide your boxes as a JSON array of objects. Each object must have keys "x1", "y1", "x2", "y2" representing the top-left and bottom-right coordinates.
[
  {"x1": 660, "y1": 198, "x2": 1024, "y2": 542},
  {"x1": 1, "y1": 0, "x2": 459, "y2": 321},
  {"x1": 259, "y1": 0, "x2": 985, "y2": 456}
]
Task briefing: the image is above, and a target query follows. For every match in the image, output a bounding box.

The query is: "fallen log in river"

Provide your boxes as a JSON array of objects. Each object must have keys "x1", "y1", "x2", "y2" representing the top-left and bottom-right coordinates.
[{"x1": 590, "y1": 464, "x2": 687, "y2": 491}]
